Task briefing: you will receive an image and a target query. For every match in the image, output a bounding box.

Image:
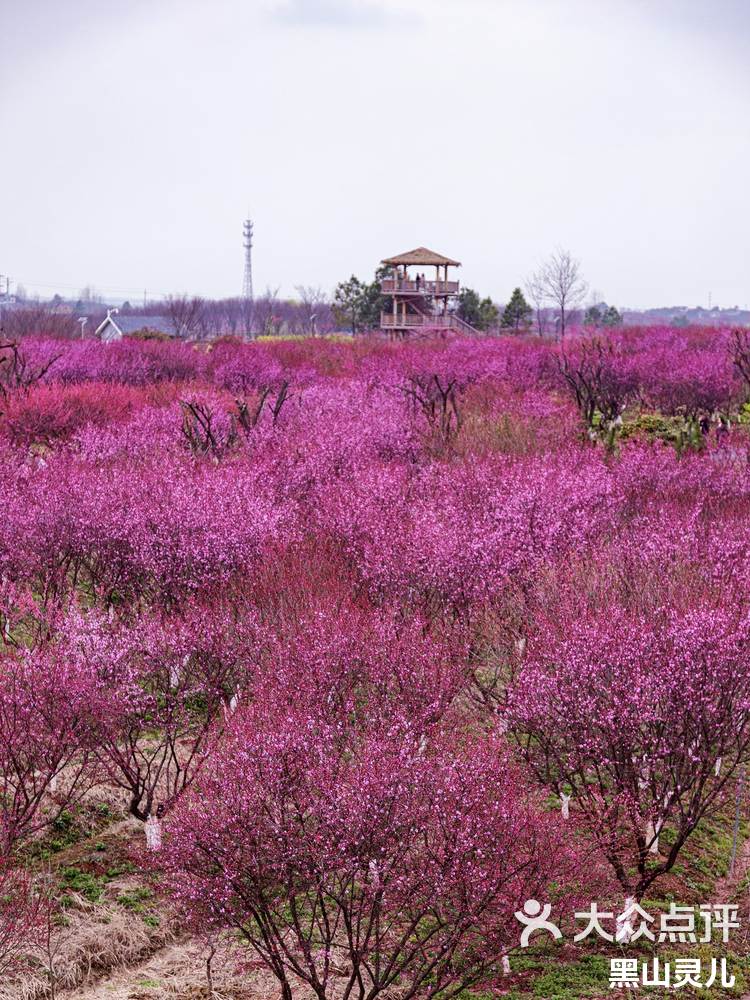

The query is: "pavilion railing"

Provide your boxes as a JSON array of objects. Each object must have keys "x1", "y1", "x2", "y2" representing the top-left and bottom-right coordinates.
[
  {"x1": 380, "y1": 278, "x2": 460, "y2": 296},
  {"x1": 380, "y1": 312, "x2": 469, "y2": 329}
]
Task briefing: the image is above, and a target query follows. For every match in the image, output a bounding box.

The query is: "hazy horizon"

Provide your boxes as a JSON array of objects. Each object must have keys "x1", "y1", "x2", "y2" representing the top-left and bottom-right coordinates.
[{"x1": 1, "y1": 0, "x2": 748, "y2": 310}]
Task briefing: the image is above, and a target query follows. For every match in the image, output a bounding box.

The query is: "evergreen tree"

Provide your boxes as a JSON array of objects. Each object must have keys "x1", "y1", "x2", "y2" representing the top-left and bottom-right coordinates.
[
  {"x1": 584, "y1": 305, "x2": 603, "y2": 325},
  {"x1": 501, "y1": 287, "x2": 532, "y2": 331},
  {"x1": 360, "y1": 266, "x2": 393, "y2": 330},
  {"x1": 584, "y1": 304, "x2": 623, "y2": 328},
  {"x1": 457, "y1": 288, "x2": 498, "y2": 331},
  {"x1": 333, "y1": 267, "x2": 392, "y2": 333},
  {"x1": 479, "y1": 296, "x2": 499, "y2": 331},
  {"x1": 332, "y1": 276, "x2": 369, "y2": 334},
  {"x1": 602, "y1": 305, "x2": 622, "y2": 327}
]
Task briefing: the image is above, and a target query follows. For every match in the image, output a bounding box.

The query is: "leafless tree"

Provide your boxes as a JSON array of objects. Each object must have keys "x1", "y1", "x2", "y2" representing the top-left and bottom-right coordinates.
[
  {"x1": 193, "y1": 304, "x2": 213, "y2": 341},
  {"x1": 730, "y1": 328, "x2": 750, "y2": 397},
  {"x1": 252, "y1": 287, "x2": 282, "y2": 336},
  {"x1": 556, "y1": 336, "x2": 639, "y2": 430},
  {"x1": 399, "y1": 373, "x2": 472, "y2": 448},
  {"x1": 238, "y1": 297, "x2": 256, "y2": 338},
  {"x1": 524, "y1": 272, "x2": 548, "y2": 337},
  {"x1": 219, "y1": 298, "x2": 245, "y2": 338},
  {"x1": 180, "y1": 400, "x2": 238, "y2": 457},
  {"x1": 536, "y1": 248, "x2": 588, "y2": 338},
  {"x1": 192, "y1": 298, "x2": 256, "y2": 340},
  {"x1": 236, "y1": 379, "x2": 291, "y2": 431},
  {"x1": 294, "y1": 285, "x2": 328, "y2": 336},
  {"x1": 0, "y1": 307, "x2": 80, "y2": 340},
  {"x1": 0, "y1": 340, "x2": 61, "y2": 401},
  {"x1": 166, "y1": 296, "x2": 205, "y2": 340}
]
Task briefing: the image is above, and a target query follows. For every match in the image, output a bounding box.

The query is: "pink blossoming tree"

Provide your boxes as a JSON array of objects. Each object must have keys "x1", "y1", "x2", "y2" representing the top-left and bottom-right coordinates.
[
  {"x1": 507, "y1": 590, "x2": 750, "y2": 901},
  {"x1": 158, "y1": 703, "x2": 595, "y2": 1000}
]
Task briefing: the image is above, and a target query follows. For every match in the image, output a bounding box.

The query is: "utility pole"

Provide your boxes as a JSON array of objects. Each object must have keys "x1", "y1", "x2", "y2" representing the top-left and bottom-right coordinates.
[{"x1": 242, "y1": 218, "x2": 254, "y2": 300}]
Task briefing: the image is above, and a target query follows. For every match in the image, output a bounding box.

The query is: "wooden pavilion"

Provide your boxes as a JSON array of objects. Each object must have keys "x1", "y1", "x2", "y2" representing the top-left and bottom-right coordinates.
[{"x1": 379, "y1": 247, "x2": 474, "y2": 335}]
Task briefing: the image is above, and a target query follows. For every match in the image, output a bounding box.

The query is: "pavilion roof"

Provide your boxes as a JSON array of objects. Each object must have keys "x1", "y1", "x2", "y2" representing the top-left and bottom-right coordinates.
[{"x1": 381, "y1": 246, "x2": 461, "y2": 267}]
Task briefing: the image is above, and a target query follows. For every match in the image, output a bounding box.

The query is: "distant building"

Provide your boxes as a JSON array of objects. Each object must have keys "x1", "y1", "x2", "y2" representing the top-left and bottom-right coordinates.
[{"x1": 94, "y1": 311, "x2": 175, "y2": 342}]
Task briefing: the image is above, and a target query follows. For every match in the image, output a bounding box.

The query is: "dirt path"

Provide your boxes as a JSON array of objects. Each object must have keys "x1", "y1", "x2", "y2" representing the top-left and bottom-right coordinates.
[
  {"x1": 61, "y1": 939, "x2": 204, "y2": 1000},
  {"x1": 60, "y1": 936, "x2": 282, "y2": 1000}
]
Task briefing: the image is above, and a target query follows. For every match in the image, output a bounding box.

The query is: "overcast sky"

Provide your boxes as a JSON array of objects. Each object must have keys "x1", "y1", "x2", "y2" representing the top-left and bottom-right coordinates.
[{"x1": 1, "y1": 0, "x2": 748, "y2": 308}]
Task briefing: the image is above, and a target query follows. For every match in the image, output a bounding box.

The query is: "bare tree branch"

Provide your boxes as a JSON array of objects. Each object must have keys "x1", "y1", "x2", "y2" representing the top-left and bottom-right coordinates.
[{"x1": 536, "y1": 248, "x2": 588, "y2": 338}]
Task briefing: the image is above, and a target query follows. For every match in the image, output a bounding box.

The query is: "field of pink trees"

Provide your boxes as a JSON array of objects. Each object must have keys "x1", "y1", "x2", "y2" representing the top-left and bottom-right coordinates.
[{"x1": 2, "y1": 327, "x2": 750, "y2": 998}]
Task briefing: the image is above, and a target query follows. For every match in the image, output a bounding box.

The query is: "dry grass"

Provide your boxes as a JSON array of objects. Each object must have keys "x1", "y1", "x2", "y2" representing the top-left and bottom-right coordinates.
[
  {"x1": 2, "y1": 811, "x2": 178, "y2": 1000},
  {"x1": 57, "y1": 937, "x2": 279, "y2": 1000},
  {"x1": 0, "y1": 903, "x2": 178, "y2": 1000}
]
